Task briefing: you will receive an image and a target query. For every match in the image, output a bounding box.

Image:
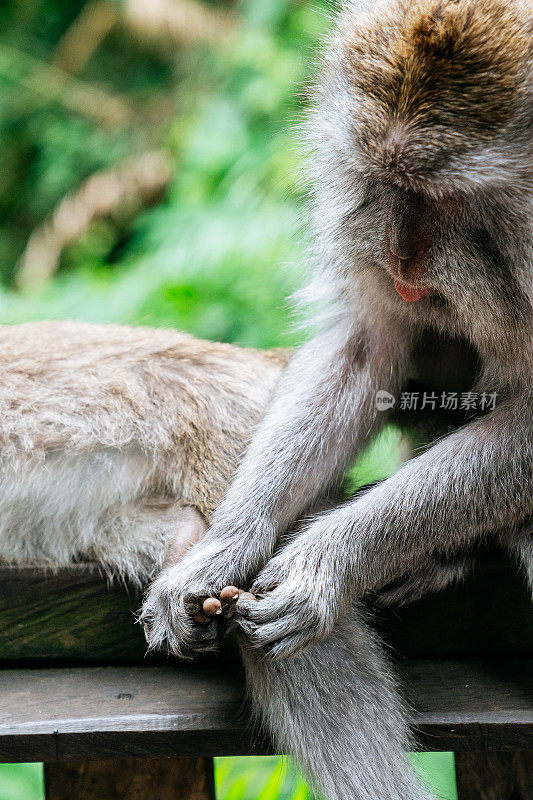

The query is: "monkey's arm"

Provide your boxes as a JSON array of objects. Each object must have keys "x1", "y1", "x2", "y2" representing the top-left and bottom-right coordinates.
[
  {"x1": 141, "y1": 317, "x2": 409, "y2": 657},
  {"x1": 237, "y1": 399, "x2": 533, "y2": 659}
]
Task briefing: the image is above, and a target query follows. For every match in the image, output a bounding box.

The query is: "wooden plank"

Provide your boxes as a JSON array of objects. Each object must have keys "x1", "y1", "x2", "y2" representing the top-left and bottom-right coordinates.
[
  {"x1": 44, "y1": 757, "x2": 216, "y2": 800},
  {"x1": 0, "y1": 664, "x2": 264, "y2": 762},
  {"x1": 0, "y1": 565, "x2": 148, "y2": 664},
  {"x1": 0, "y1": 659, "x2": 531, "y2": 762},
  {"x1": 403, "y1": 658, "x2": 533, "y2": 751},
  {"x1": 1, "y1": 553, "x2": 531, "y2": 665},
  {"x1": 455, "y1": 751, "x2": 533, "y2": 800}
]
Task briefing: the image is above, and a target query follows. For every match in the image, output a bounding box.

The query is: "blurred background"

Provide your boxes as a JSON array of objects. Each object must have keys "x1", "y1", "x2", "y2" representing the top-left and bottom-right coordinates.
[{"x1": 0, "y1": 0, "x2": 456, "y2": 797}]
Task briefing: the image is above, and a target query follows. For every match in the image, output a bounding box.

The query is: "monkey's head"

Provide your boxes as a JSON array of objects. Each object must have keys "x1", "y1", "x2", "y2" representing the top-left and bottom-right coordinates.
[{"x1": 308, "y1": 0, "x2": 533, "y2": 329}]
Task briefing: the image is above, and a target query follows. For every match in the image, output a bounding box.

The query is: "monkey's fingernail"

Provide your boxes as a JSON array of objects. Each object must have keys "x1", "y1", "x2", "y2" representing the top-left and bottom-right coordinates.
[
  {"x1": 202, "y1": 597, "x2": 222, "y2": 616},
  {"x1": 185, "y1": 601, "x2": 201, "y2": 615},
  {"x1": 193, "y1": 612, "x2": 210, "y2": 625},
  {"x1": 220, "y1": 586, "x2": 241, "y2": 602}
]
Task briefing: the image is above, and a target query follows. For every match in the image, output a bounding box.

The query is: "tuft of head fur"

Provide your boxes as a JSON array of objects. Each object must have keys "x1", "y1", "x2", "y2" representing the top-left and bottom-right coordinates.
[{"x1": 336, "y1": 0, "x2": 533, "y2": 189}]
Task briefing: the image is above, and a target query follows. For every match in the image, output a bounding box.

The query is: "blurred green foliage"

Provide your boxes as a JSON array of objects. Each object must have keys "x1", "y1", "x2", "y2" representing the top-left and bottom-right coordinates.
[
  {"x1": 0, "y1": 1, "x2": 457, "y2": 797},
  {"x1": 0, "y1": 0, "x2": 332, "y2": 348}
]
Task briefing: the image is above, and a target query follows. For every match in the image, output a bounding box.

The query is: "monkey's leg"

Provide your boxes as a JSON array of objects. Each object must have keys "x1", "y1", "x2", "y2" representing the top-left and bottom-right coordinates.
[
  {"x1": 374, "y1": 555, "x2": 475, "y2": 608},
  {"x1": 85, "y1": 498, "x2": 207, "y2": 585},
  {"x1": 237, "y1": 606, "x2": 433, "y2": 800},
  {"x1": 162, "y1": 506, "x2": 208, "y2": 567}
]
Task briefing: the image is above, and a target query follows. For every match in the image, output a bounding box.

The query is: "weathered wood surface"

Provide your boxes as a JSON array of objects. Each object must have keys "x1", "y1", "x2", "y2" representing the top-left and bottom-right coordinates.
[
  {"x1": 404, "y1": 658, "x2": 533, "y2": 752},
  {"x1": 0, "y1": 659, "x2": 531, "y2": 763},
  {"x1": 44, "y1": 757, "x2": 216, "y2": 800},
  {"x1": 455, "y1": 751, "x2": 533, "y2": 800},
  {"x1": 0, "y1": 565, "x2": 147, "y2": 664},
  {"x1": 0, "y1": 553, "x2": 531, "y2": 664}
]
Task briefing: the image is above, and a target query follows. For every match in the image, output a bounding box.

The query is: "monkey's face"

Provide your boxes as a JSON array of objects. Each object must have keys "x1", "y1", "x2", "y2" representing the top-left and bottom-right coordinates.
[
  {"x1": 306, "y1": 0, "x2": 533, "y2": 329},
  {"x1": 321, "y1": 166, "x2": 532, "y2": 328}
]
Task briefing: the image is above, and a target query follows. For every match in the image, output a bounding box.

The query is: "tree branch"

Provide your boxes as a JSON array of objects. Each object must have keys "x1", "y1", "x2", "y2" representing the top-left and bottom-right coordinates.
[{"x1": 16, "y1": 150, "x2": 173, "y2": 291}]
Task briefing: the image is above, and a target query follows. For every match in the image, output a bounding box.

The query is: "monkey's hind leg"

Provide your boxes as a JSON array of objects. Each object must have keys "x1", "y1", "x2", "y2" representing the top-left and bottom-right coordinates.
[{"x1": 89, "y1": 499, "x2": 207, "y2": 585}]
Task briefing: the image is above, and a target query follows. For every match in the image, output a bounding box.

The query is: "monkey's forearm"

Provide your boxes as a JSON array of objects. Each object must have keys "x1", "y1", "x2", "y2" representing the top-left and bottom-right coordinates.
[
  {"x1": 315, "y1": 402, "x2": 533, "y2": 604},
  {"x1": 202, "y1": 320, "x2": 408, "y2": 578},
  {"x1": 237, "y1": 401, "x2": 533, "y2": 658}
]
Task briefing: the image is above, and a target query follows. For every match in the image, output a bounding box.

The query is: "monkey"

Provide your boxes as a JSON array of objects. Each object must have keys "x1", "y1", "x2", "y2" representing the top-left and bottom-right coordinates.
[
  {"x1": 0, "y1": 319, "x2": 433, "y2": 800},
  {"x1": 139, "y1": 0, "x2": 533, "y2": 796},
  {"x1": 0, "y1": 320, "x2": 288, "y2": 581}
]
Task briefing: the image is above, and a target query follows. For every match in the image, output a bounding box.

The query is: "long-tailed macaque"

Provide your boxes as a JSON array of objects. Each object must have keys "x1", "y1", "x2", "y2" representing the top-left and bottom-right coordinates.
[
  {"x1": 3, "y1": 1, "x2": 533, "y2": 798},
  {"x1": 142, "y1": 0, "x2": 533, "y2": 797}
]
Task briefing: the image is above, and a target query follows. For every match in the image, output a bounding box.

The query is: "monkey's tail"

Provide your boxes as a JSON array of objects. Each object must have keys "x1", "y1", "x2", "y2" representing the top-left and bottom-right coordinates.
[{"x1": 237, "y1": 607, "x2": 433, "y2": 800}]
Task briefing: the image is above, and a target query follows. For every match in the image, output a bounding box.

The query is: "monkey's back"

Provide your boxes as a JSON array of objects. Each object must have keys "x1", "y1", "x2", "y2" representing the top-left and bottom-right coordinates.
[{"x1": 0, "y1": 321, "x2": 290, "y2": 518}]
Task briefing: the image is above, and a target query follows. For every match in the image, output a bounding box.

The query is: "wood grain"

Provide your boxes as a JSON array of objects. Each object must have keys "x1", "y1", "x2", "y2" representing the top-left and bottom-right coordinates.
[
  {"x1": 44, "y1": 757, "x2": 216, "y2": 800},
  {"x1": 0, "y1": 552, "x2": 531, "y2": 664},
  {"x1": 0, "y1": 660, "x2": 531, "y2": 762}
]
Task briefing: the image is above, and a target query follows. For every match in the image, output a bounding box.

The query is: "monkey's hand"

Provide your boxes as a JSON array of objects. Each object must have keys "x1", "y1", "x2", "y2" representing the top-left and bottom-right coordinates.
[
  {"x1": 234, "y1": 531, "x2": 341, "y2": 660},
  {"x1": 140, "y1": 538, "x2": 250, "y2": 659}
]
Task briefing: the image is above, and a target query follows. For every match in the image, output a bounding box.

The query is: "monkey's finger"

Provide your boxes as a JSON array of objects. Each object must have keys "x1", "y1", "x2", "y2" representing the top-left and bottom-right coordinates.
[
  {"x1": 232, "y1": 616, "x2": 257, "y2": 639},
  {"x1": 235, "y1": 591, "x2": 276, "y2": 621},
  {"x1": 235, "y1": 614, "x2": 317, "y2": 660},
  {"x1": 191, "y1": 620, "x2": 219, "y2": 641},
  {"x1": 236, "y1": 589, "x2": 291, "y2": 624},
  {"x1": 184, "y1": 625, "x2": 220, "y2": 654},
  {"x1": 234, "y1": 606, "x2": 303, "y2": 643},
  {"x1": 184, "y1": 590, "x2": 212, "y2": 616},
  {"x1": 250, "y1": 575, "x2": 281, "y2": 595},
  {"x1": 234, "y1": 591, "x2": 262, "y2": 617},
  {"x1": 202, "y1": 597, "x2": 222, "y2": 617},
  {"x1": 184, "y1": 598, "x2": 203, "y2": 615},
  {"x1": 244, "y1": 613, "x2": 307, "y2": 649},
  {"x1": 220, "y1": 586, "x2": 242, "y2": 603}
]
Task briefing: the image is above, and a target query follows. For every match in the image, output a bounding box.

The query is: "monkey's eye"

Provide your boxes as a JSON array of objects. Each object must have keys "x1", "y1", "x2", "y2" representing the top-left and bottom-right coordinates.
[{"x1": 353, "y1": 181, "x2": 381, "y2": 213}]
